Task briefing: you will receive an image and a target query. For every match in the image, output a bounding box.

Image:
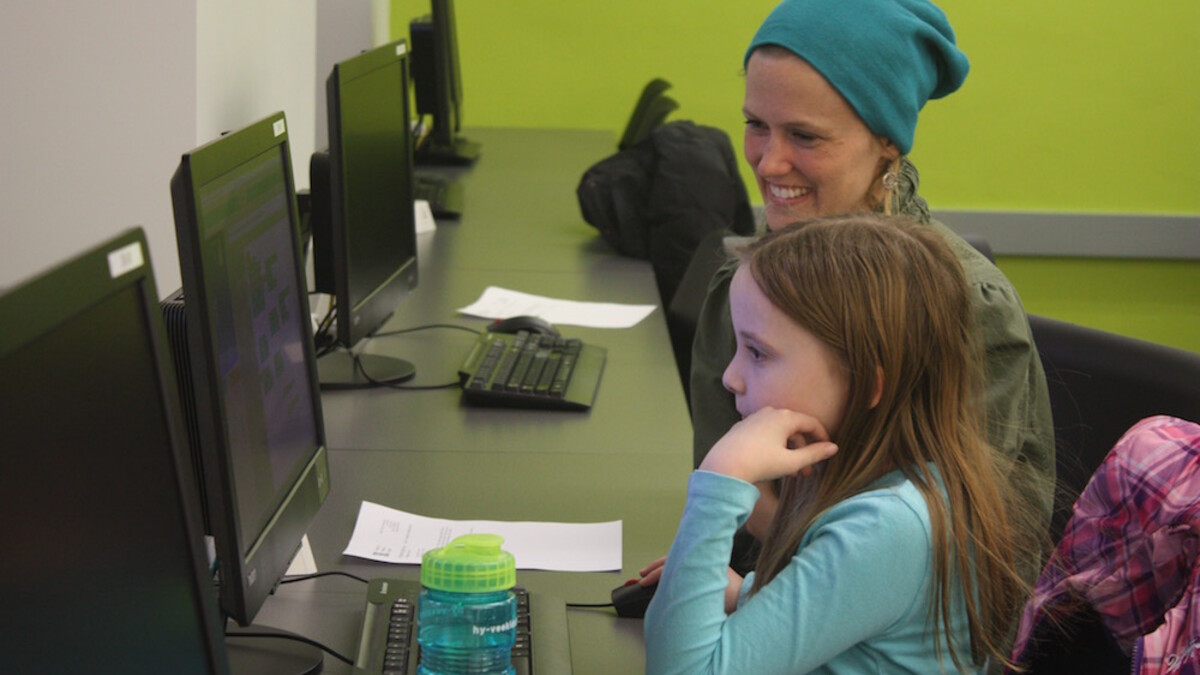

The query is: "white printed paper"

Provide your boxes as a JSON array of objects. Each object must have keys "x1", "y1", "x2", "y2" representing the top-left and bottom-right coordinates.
[
  {"x1": 343, "y1": 501, "x2": 623, "y2": 572},
  {"x1": 458, "y1": 286, "x2": 655, "y2": 329}
]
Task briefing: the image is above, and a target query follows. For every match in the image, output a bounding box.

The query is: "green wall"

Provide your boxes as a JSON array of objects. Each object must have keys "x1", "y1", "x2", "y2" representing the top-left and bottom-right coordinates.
[{"x1": 391, "y1": 0, "x2": 1199, "y2": 353}]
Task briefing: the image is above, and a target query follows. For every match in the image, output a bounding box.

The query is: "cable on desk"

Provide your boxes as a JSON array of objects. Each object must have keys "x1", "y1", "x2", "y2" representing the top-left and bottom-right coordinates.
[
  {"x1": 316, "y1": 323, "x2": 479, "y2": 390},
  {"x1": 225, "y1": 629, "x2": 354, "y2": 666},
  {"x1": 312, "y1": 299, "x2": 339, "y2": 357},
  {"x1": 280, "y1": 570, "x2": 370, "y2": 585},
  {"x1": 566, "y1": 601, "x2": 616, "y2": 609},
  {"x1": 374, "y1": 322, "x2": 482, "y2": 338},
  {"x1": 350, "y1": 353, "x2": 462, "y2": 391}
]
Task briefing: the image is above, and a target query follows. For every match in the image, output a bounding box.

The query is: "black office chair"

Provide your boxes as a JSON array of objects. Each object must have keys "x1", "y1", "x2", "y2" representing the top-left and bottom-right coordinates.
[
  {"x1": 1029, "y1": 314, "x2": 1200, "y2": 541},
  {"x1": 666, "y1": 229, "x2": 736, "y2": 404},
  {"x1": 618, "y1": 78, "x2": 679, "y2": 150},
  {"x1": 1001, "y1": 321, "x2": 1200, "y2": 673}
]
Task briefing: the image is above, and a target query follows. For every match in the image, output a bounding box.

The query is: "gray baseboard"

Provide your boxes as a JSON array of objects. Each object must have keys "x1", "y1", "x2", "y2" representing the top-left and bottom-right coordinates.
[
  {"x1": 934, "y1": 210, "x2": 1200, "y2": 260},
  {"x1": 747, "y1": 206, "x2": 1200, "y2": 259}
]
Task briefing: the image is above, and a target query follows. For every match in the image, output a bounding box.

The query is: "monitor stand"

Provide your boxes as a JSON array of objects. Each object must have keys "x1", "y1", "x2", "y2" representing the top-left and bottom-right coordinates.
[
  {"x1": 226, "y1": 627, "x2": 323, "y2": 675},
  {"x1": 318, "y1": 351, "x2": 416, "y2": 390},
  {"x1": 414, "y1": 135, "x2": 481, "y2": 166}
]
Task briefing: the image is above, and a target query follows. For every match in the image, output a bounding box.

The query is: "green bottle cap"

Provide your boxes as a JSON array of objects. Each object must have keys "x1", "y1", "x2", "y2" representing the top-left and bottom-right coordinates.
[{"x1": 420, "y1": 533, "x2": 516, "y2": 593}]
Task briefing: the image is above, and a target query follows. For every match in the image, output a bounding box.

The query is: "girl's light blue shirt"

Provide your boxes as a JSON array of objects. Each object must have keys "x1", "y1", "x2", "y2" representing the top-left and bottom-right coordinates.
[{"x1": 644, "y1": 469, "x2": 978, "y2": 675}]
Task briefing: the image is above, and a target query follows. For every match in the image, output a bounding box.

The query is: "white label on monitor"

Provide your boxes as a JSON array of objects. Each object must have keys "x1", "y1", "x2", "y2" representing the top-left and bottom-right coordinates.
[
  {"x1": 273, "y1": 119, "x2": 286, "y2": 137},
  {"x1": 107, "y1": 242, "x2": 144, "y2": 278},
  {"x1": 396, "y1": 43, "x2": 407, "y2": 56}
]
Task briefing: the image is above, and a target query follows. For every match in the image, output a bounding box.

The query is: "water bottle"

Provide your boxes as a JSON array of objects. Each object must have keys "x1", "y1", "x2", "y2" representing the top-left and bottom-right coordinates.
[{"x1": 417, "y1": 534, "x2": 517, "y2": 675}]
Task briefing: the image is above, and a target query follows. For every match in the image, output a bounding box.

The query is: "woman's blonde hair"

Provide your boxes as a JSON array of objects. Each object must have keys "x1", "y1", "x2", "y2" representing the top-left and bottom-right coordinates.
[{"x1": 739, "y1": 215, "x2": 1029, "y2": 670}]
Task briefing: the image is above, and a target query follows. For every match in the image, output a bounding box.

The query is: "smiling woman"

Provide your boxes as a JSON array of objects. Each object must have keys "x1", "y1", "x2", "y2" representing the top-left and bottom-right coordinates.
[
  {"x1": 690, "y1": 0, "x2": 1054, "y2": 533},
  {"x1": 742, "y1": 45, "x2": 901, "y2": 224}
]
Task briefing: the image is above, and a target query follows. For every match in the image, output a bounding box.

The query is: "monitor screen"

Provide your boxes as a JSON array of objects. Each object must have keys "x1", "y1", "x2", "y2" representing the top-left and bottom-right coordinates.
[
  {"x1": 410, "y1": 0, "x2": 480, "y2": 165},
  {"x1": 310, "y1": 39, "x2": 419, "y2": 389},
  {"x1": 169, "y1": 113, "x2": 330, "y2": 633},
  {"x1": 0, "y1": 229, "x2": 230, "y2": 674}
]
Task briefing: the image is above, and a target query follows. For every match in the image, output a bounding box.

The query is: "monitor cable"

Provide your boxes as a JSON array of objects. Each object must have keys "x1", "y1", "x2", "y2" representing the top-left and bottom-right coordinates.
[
  {"x1": 311, "y1": 296, "x2": 339, "y2": 358},
  {"x1": 281, "y1": 570, "x2": 371, "y2": 585},
  {"x1": 224, "y1": 570, "x2": 376, "y2": 666},
  {"x1": 224, "y1": 626, "x2": 354, "y2": 667}
]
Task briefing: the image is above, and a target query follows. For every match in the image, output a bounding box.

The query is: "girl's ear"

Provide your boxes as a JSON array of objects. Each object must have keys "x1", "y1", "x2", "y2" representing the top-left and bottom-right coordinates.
[{"x1": 868, "y1": 366, "x2": 885, "y2": 409}]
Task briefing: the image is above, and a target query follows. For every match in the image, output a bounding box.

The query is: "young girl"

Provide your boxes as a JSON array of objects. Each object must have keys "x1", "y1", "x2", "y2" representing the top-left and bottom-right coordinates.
[{"x1": 643, "y1": 215, "x2": 1033, "y2": 674}]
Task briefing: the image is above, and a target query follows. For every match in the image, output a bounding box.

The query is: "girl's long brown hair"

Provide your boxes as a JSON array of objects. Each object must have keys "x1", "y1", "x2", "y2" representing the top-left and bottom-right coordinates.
[{"x1": 741, "y1": 215, "x2": 1031, "y2": 670}]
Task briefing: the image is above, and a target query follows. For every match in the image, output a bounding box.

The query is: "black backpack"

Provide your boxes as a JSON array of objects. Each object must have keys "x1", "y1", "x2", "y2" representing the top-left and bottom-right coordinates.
[{"x1": 577, "y1": 120, "x2": 755, "y2": 305}]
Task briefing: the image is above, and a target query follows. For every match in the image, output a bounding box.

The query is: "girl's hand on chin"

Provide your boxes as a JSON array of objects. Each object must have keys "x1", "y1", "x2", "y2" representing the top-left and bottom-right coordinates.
[{"x1": 699, "y1": 407, "x2": 837, "y2": 484}]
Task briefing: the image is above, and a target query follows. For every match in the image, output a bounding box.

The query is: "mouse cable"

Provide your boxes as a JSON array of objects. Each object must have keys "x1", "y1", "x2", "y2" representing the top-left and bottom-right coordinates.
[
  {"x1": 350, "y1": 350, "x2": 462, "y2": 391},
  {"x1": 314, "y1": 324, "x2": 478, "y2": 390},
  {"x1": 282, "y1": 572, "x2": 613, "y2": 609},
  {"x1": 224, "y1": 628, "x2": 354, "y2": 666},
  {"x1": 373, "y1": 322, "x2": 482, "y2": 338},
  {"x1": 309, "y1": 346, "x2": 458, "y2": 391}
]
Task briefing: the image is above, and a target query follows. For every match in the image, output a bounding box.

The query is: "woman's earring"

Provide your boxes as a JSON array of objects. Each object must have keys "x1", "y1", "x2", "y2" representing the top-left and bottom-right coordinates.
[{"x1": 881, "y1": 170, "x2": 899, "y2": 191}]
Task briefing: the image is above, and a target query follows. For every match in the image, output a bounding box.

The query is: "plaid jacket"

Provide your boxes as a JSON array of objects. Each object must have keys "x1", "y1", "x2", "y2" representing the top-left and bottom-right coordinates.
[{"x1": 1011, "y1": 415, "x2": 1200, "y2": 674}]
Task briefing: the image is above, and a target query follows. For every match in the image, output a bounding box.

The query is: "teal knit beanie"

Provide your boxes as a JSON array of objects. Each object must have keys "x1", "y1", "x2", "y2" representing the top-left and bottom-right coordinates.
[{"x1": 745, "y1": 0, "x2": 969, "y2": 154}]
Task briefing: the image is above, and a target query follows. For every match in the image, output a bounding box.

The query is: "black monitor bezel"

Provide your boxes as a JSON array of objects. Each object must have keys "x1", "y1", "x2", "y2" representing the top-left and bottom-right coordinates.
[
  {"x1": 433, "y1": 0, "x2": 462, "y2": 137},
  {"x1": 319, "y1": 38, "x2": 419, "y2": 351},
  {"x1": 0, "y1": 227, "x2": 231, "y2": 674},
  {"x1": 169, "y1": 113, "x2": 331, "y2": 627},
  {"x1": 410, "y1": 0, "x2": 474, "y2": 159}
]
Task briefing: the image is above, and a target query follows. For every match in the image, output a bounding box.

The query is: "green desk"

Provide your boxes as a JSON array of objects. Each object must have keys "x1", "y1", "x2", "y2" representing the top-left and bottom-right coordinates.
[{"x1": 256, "y1": 128, "x2": 694, "y2": 675}]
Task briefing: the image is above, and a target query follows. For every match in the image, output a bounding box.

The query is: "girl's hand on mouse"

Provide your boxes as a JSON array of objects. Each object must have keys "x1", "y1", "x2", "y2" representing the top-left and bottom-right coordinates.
[
  {"x1": 638, "y1": 556, "x2": 667, "y2": 586},
  {"x1": 700, "y1": 407, "x2": 837, "y2": 484},
  {"x1": 639, "y1": 556, "x2": 744, "y2": 615}
]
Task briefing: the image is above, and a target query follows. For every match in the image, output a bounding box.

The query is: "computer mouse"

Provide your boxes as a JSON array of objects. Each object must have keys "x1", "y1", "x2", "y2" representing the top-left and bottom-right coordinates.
[
  {"x1": 489, "y1": 315, "x2": 560, "y2": 337},
  {"x1": 611, "y1": 579, "x2": 658, "y2": 619}
]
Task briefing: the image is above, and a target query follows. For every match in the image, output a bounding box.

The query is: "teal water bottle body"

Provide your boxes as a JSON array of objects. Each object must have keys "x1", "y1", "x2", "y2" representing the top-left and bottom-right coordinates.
[
  {"x1": 416, "y1": 534, "x2": 518, "y2": 675},
  {"x1": 416, "y1": 588, "x2": 516, "y2": 675}
]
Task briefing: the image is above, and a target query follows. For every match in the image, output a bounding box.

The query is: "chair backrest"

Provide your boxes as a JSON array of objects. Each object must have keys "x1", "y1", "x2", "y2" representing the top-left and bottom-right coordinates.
[
  {"x1": 666, "y1": 229, "x2": 735, "y2": 404},
  {"x1": 1030, "y1": 313, "x2": 1200, "y2": 540}
]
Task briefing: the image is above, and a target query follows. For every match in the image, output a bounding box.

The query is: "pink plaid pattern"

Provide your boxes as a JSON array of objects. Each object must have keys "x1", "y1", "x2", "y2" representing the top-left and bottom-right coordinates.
[{"x1": 1011, "y1": 415, "x2": 1200, "y2": 673}]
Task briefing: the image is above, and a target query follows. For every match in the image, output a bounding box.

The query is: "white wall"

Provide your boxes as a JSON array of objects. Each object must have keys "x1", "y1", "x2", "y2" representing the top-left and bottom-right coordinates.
[
  {"x1": 316, "y1": 0, "x2": 376, "y2": 156},
  {"x1": 196, "y1": 0, "x2": 317, "y2": 196},
  {"x1": 0, "y1": 1, "x2": 196, "y2": 294},
  {"x1": 0, "y1": 0, "x2": 378, "y2": 297}
]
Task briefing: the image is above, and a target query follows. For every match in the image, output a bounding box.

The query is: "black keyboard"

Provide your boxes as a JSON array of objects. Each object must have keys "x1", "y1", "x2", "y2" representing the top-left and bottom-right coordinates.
[
  {"x1": 458, "y1": 331, "x2": 607, "y2": 411},
  {"x1": 350, "y1": 578, "x2": 572, "y2": 675},
  {"x1": 413, "y1": 176, "x2": 463, "y2": 219}
]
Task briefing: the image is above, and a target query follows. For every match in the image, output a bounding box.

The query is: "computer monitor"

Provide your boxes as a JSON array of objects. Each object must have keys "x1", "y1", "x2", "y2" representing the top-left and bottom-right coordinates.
[
  {"x1": 410, "y1": 0, "x2": 481, "y2": 165},
  {"x1": 0, "y1": 228, "x2": 230, "y2": 675},
  {"x1": 168, "y1": 113, "x2": 332, "y2": 673},
  {"x1": 309, "y1": 39, "x2": 420, "y2": 389}
]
